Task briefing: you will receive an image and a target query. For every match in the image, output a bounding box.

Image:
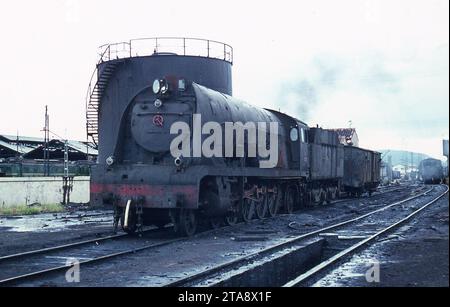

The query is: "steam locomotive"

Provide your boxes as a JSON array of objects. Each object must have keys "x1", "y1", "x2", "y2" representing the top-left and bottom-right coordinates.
[{"x1": 88, "y1": 38, "x2": 380, "y2": 236}]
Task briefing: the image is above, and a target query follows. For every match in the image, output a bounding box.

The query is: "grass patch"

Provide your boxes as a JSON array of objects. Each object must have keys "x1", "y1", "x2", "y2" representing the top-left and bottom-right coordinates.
[{"x1": 0, "y1": 203, "x2": 66, "y2": 216}]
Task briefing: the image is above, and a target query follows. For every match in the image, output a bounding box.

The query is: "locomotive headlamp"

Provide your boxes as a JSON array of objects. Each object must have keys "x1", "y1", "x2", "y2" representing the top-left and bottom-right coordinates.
[
  {"x1": 160, "y1": 80, "x2": 169, "y2": 94},
  {"x1": 152, "y1": 79, "x2": 161, "y2": 94},
  {"x1": 106, "y1": 156, "x2": 115, "y2": 166},
  {"x1": 153, "y1": 79, "x2": 169, "y2": 95},
  {"x1": 154, "y1": 99, "x2": 163, "y2": 108}
]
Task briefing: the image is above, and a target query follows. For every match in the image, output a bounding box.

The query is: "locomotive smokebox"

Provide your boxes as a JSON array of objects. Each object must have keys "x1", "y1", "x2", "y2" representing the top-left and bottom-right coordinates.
[{"x1": 86, "y1": 37, "x2": 233, "y2": 161}]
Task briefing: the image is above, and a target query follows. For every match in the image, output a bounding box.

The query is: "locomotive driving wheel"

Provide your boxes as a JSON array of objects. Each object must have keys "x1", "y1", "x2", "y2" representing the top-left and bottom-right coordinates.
[
  {"x1": 255, "y1": 194, "x2": 268, "y2": 219},
  {"x1": 241, "y1": 198, "x2": 255, "y2": 222},
  {"x1": 175, "y1": 209, "x2": 198, "y2": 237},
  {"x1": 225, "y1": 214, "x2": 238, "y2": 226},
  {"x1": 267, "y1": 192, "x2": 279, "y2": 217},
  {"x1": 285, "y1": 186, "x2": 297, "y2": 214}
]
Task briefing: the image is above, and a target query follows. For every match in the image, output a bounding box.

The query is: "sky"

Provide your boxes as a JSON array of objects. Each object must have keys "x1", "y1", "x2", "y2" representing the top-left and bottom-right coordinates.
[{"x1": 0, "y1": 0, "x2": 448, "y2": 159}]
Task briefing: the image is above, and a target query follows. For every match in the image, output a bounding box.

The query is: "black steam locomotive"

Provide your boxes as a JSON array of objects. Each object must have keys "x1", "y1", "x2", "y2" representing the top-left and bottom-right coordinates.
[{"x1": 88, "y1": 38, "x2": 380, "y2": 236}]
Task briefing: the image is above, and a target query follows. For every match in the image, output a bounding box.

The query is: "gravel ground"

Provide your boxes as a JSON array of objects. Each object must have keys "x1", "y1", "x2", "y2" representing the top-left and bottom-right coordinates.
[
  {"x1": 3, "y1": 184, "x2": 435, "y2": 287},
  {"x1": 314, "y1": 191, "x2": 449, "y2": 287},
  {"x1": 0, "y1": 209, "x2": 114, "y2": 257},
  {"x1": 0, "y1": 185, "x2": 414, "y2": 259},
  {"x1": 3, "y1": 184, "x2": 445, "y2": 287}
]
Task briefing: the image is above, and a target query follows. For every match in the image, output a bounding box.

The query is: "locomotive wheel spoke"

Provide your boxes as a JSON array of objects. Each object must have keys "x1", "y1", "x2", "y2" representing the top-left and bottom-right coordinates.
[
  {"x1": 332, "y1": 187, "x2": 338, "y2": 200},
  {"x1": 241, "y1": 198, "x2": 255, "y2": 222},
  {"x1": 268, "y1": 193, "x2": 279, "y2": 217},
  {"x1": 255, "y1": 196, "x2": 268, "y2": 219},
  {"x1": 285, "y1": 188, "x2": 295, "y2": 214}
]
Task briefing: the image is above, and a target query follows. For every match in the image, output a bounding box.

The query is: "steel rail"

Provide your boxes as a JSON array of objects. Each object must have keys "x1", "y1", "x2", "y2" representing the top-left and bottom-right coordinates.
[
  {"x1": 0, "y1": 235, "x2": 185, "y2": 286},
  {"x1": 283, "y1": 184, "x2": 449, "y2": 287},
  {"x1": 162, "y1": 185, "x2": 441, "y2": 287},
  {"x1": 0, "y1": 222, "x2": 240, "y2": 286},
  {"x1": 0, "y1": 233, "x2": 126, "y2": 263},
  {"x1": 0, "y1": 224, "x2": 175, "y2": 264}
]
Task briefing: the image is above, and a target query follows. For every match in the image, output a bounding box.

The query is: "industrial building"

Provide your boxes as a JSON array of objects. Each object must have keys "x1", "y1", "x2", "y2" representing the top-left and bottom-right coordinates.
[
  {"x1": 0, "y1": 135, "x2": 97, "y2": 161},
  {"x1": 0, "y1": 134, "x2": 97, "y2": 177}
]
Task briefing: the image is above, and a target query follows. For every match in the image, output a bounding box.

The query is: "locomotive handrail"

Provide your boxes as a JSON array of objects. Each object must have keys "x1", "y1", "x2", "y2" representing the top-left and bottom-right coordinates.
[{"x1": 97, "y1": 37, "x2": 233, "y2": 64}]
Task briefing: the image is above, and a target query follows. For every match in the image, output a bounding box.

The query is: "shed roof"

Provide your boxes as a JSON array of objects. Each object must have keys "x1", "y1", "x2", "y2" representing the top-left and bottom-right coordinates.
[
  {"x1": 23, "y1": 139, "x2": 98, "y2": 160},
  {"x1": 0, "y1": 135, "x2": 46, "y2": 144},
  {"x1": 0, "y1": 139, "x2": 35, "y2": 154}
]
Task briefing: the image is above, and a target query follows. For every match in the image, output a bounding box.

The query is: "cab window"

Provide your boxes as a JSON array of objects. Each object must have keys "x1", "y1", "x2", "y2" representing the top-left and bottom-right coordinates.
[{"x1": 300, "y1": 128, "x2": 307, "y2": 143}]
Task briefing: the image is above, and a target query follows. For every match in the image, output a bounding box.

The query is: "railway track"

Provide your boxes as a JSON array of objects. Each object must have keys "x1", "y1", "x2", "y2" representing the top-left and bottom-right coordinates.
[
  {"x1": 284, "y1": 184, "x2": 449, "y2": 287},
  {"x1": 161, "y1": 184, "x2": 447, "y2": 287},
  {"x1": 0, "y1": 227, "x2": 183, "y2": 286},
  {"x1": 0, "y1": 183, "x2": 423, "y2": 286},
  {"x1": 0, "y1": 232, "x2": 127, "y2": 263}
]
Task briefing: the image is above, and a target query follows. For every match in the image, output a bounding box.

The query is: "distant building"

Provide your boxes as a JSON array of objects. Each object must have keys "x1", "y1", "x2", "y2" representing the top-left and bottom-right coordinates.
[
  {"x1": 0, "y1": 139, "x2": 33, "y2": 159},
  {"x1": 0, "y1": 135, "x2": 38, "y2": 159},
  {"x1": 380, "y1": 160, "x2": 393, "y2": 183},
  {"x1": 0, "y1": 134, "x2": 97, "y2": 162},
  {"x1": 393, "y1": 164, "x2": 406, "y2": 175},
  {"x1": 23, "y1": 139, "x2": 98, "y2": 162},
  {"x1": 330, "y1": 128, "x2": 359, "y2": 147}
]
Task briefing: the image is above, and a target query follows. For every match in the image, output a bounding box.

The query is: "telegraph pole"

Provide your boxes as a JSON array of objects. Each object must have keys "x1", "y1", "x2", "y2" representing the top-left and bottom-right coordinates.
[
  {"x1": 16, "y1": 131, "x2": 19, "y2": 160},
  {"x1": 64, "y1": 140, "x2": 69, "y2": 178},
  {"x1": 43, "y1": 106, "x2": 50, "y2": 176}
]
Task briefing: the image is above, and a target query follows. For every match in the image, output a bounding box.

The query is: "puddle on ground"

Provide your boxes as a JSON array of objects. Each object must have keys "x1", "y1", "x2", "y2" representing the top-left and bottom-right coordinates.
[{"x1": 0, "y1": 210, "x2": 113, "y2": 233}]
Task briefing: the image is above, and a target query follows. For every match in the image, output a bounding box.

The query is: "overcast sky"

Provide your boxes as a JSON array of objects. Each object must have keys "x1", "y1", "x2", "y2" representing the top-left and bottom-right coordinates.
[{"x1": 0, "y1": 0, "x2": 448, "y2": 159}]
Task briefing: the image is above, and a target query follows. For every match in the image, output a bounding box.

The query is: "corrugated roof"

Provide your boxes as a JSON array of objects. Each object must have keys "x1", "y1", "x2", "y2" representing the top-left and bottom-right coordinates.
[
  {"x1": 66, "y1": 140, "x2": 98, "y2": 155},
  {"x1": 0, "y1": 135, "x2": 97, "y2": 156},
  {"x1": 23, "y1": 139, "x2": 98, "y2": 157},
  {"x1": 0, "y1": 135, "x2": 46, "y2": 143},
  {"x1": 0, "y1": 139, "x2": 35, "y2": 154}
]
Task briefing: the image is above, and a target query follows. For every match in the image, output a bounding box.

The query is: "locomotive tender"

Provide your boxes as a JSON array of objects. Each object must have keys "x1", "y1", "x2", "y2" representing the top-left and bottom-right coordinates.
[{"x1": 87, "y1": 38, "x2": 381, "y2": 236}]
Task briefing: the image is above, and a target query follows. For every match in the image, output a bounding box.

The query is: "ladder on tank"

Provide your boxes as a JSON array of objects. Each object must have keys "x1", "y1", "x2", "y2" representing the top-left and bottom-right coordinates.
[{"x1": 86, "y1": 61, "x2": 122, "y2": 148}]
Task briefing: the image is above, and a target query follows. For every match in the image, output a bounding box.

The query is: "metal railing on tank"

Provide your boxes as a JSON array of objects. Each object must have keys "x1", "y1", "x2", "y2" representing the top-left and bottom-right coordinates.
[{"x1": 97, "y1": 37, "x2": 234, "y2": 64}]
